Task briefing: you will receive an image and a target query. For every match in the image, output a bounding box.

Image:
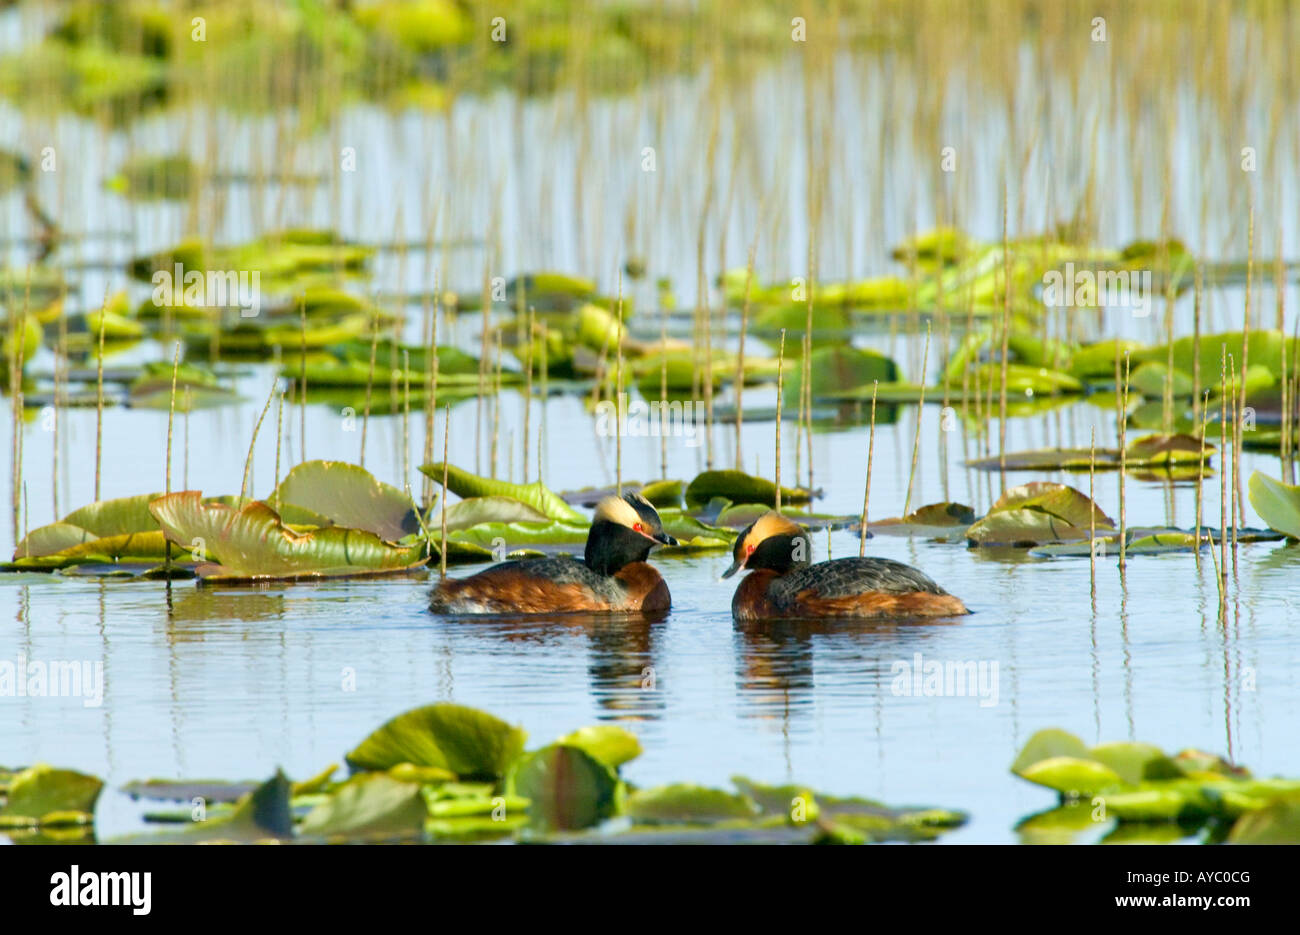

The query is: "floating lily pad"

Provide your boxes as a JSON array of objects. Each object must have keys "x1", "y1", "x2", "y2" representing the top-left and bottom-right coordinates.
[
  {"x1": 62, "y1": 493, "x2": 164, "y2": 538},
  {"x1": 624, "y1": 784, "x2": 758, "y2": 825},
  {"x1": 273, "y1": 460, "x2": 421, "y2": 541},
  {"x1": 967, "y1": 482, "x2": 1114, "y2": 547},
  {"x1": 556, "y1": 726, "x2": 642, "y2": 769},
  {"x1": 421, "y1": 463, "x2": 585, "y2": 523},
  {"x1": 344, "y1": 703, "x2": 526, "y2": 779},
  {"x1": 685, "y1": 470, "x2": 811, "y2": 507},
  {"x1": 1018, "y1": 757, "x2": 1124, "y2": 796},
  {"x1": 149, "y1": 492, "x2": 426, "y2": 580},
  {"x1": 507, "y1": 744, "x2": 621, "y2": 831},
  {"x1": 1247, "y1": 471, "x2": 1300, "y2": 539},
  {"x1": 788, "y1": 345, "x2": 898, "y2": 403},
  {"x1": 1228, "y1": 795, "x2": 1300, "y2": 844},
  {"x1": 0, "y1": 765, "x2": 102, "y2": 823},
  {"x1": 441, "y1": 496, "x2": 550, "y2": 532}
]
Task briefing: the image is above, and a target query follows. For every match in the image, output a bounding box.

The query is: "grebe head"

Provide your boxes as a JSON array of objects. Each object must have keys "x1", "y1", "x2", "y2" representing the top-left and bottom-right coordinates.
[
  {"x1": 585, "y1": 492, "x2": 677, "y2": 575},
  {"x1": 722, "y1": 511, "x2": 810, "y2": 579}
]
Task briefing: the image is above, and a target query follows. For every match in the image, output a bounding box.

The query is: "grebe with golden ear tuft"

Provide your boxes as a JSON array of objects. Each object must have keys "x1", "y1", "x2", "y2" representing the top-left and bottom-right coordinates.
[
  {"x1": 430, "y1": 492, "x2": 677, "y2": 615},
  {"x1": 722, "y1": 511, "x2": 968, "y2": 621}
]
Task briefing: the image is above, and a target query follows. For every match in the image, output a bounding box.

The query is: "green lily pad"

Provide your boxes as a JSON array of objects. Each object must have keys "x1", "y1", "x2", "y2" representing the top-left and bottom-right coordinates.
[
  {"x1": 624, "y1": 784, "x2": 759, "y2": 825},
  {"x1": 507, "y1": 744, "x2": 620, "y2": 831},
  {"x1": 638, "y1": 479, "x2": 685, "y2": 507},
  {"x1": 788, "y1": 345, "x2": 898, "y2": 403},
  {"x1": 1247, "y1": 471, "x2": 1300, "y2": 539},
  {"x1": 344, "y1": 703, "x2": 526, "y2": 779},
  {"x1": 0, "y1": 765, "x2": 102, "y2": 822},
  {"x1": 731, "y1": 777, "x2": 819, "y2": 820},
  {"x1": 967, "y1": 482, "x2": 1114, "y2": 546},
  {"x1": 299, "y1": 773, "x2": 427, "y2": 839},
  {"x1": 1018, "y1": 757, "x2": 1124, "y2": 796},
  {"x1": 1011, "y1": 728, "x2": 1092, "y2": 776},
  {"x1": 441, "y1": 496, "x2": 550, "y2": 532},
  {"x1": 1228, "y1": 795, "x2": 1300, "y2": 843},
  {"x1": 9, "y1": 530, "x2": 187, "y2": 568},
  {"x1": 685, "y1": 470, "x2": 811, "y2": 507},
  {"x1": 1128, "y1": 360, "x2": 1194, "y2": 398},
  {"x1": 208, "y1": 771, "x2": 295, "y2": 841},
  {"x1": 556, "y1": 726, "x2": 642, "y2": 769},
  {"x1": 13, "y1": 523, "x2": 97, "y2": 559},
  {"x1": 449, "y1": 520, "x2": 589, "y2": 547},
  {"x1": 62, "y1": 493, "x2": 164, "y2": 537},
  {"x1": 421, "y1": 463, "x2": 585, "y2": 523}
]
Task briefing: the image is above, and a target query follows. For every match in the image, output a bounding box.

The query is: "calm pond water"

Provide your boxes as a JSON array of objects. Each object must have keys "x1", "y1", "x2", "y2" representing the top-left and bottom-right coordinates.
[
  {"x1": 5, "y1": 388, "x2": 1299, "y2": 842},
  {"x1": 2, "y1": 12, "x2": 1299, "y2": 842}
]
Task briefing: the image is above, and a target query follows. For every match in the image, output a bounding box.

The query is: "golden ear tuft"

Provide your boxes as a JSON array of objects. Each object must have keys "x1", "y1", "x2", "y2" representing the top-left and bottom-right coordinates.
[{"x1": 594, "y1": 495, "x2": 642, "y2": 528}]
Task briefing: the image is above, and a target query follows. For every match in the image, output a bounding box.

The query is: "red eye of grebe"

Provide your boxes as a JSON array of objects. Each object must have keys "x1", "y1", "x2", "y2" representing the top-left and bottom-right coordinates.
[
  {"x1": 746, "y1": 544, "x2": 755, "y2": 555},
  {"x1": 634, "y1": 522, "x2": 643, "y2": 532}
]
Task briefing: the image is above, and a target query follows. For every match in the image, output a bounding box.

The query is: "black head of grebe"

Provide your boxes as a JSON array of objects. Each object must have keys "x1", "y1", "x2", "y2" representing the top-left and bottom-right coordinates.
[
  {"x1": 721, "y1": 511, "x2": 809, "y2": 579},
  {"x1": 585, "y1": 491, "x2": 677, "y2": 575}
]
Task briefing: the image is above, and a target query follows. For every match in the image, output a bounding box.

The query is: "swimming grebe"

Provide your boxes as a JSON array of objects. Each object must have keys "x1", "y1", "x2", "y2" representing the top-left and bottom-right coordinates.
[
  {"x1": 722, "y1": 511, "x2": 968, "y2": 620},
  {"x1": 429, "y1": 492, "x2": 677, "y2": 615}
]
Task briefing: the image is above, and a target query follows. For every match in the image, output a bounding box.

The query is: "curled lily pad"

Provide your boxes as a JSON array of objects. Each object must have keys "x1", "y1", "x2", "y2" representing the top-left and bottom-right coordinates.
[
  {"x1": 685, "y1": 470, "x2": 811, "y2": 507},
  {"x1": 1018, "y1": 757, "x2": 1124, "y2": 796},
  {"x1": 441, "y1": 496, "x2": 549, "y2": 532},
  {"x1": 556, "y1": 726, "x2": 642, "y2": 769},
  {"x1": 273, "y1": 460, "x2": 421, "y2": 541},
  {"x1": 1011, "y1": 728, "x2": 1092, "y2": 776},
  {"x1": 13, "y1": 523, "x2": 97, "y2": 559},
  {"x1": 344, "y1": 703, "x2": 526, "y2": 780},
  {"x1": 1247, "y1": 471, "x2": 1300, "y2": 539},
  {"x1": 421, "y1": 463, "x2": 585, "y2": 523},
  {"x1": 967, "y1": 482, "x2": 1114, "y2": 547},
  {"x1": 149, "y1": 492, "x2": 426, "y2": 580},
  {"x1": 1124, "y1": 433, "x2": 1213, "y2": 467},
  {"x1": 62, "y1": 493, "x2": 164, "y2": 537},
  {"x1": 192, "y1": 771, "x2": 294, "y2": 842},
  {"x1": 1014, "y1": 803, "x2": 1101, "y2": 845},
  {"x1": 507, "y1": 744, "x2": 621, "y2": 831}
]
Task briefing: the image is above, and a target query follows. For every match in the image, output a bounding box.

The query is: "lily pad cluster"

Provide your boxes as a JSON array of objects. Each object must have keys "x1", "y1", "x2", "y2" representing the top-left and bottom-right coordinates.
[
  {"x1": 4, "y1": 703, "x2": 966, "y2": 845},
  {"x1": 863, "y1": 480, "x2": 1285, "y2": 558},
  {"x1": 1012, "y1": 728, "x2": 1300, "y2": 844},
  {"x1": 6, "y1": 460, "x2": 438, "y2": 580},
  {"x1": 0, "y1": 0, "x2": 813, "y2": 123}
]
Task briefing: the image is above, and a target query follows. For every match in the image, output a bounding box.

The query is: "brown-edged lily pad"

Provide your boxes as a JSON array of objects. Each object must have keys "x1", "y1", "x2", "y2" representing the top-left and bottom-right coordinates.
[{"x1": 967, "y1": 482, "x2": 1114, "y2": 546}]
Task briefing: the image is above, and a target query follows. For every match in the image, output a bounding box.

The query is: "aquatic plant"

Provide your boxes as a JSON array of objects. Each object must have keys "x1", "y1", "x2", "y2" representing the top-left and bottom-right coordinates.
[
  {"x1": 5, "y1": 703, "x2": 967, "y2": 845},
  {"x1": 1012, "y1": 728, "x2": 1300, "y2": 844}
]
